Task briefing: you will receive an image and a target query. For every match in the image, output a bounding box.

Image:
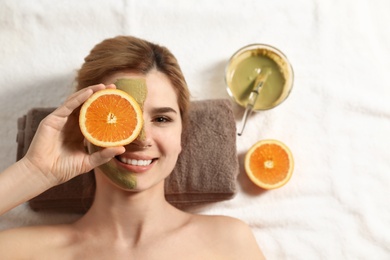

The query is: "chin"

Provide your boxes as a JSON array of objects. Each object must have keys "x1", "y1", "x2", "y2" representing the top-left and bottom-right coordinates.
[{"x1": 97, "y1": 160, "x2": 138, "y2": 190}]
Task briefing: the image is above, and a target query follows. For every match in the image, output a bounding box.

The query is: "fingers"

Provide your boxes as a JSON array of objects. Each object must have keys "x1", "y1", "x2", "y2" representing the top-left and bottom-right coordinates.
[
  {"x1": 88, "y1": 147, "x2": 125, "y2": 169},
  {"x1": 66, "y1": 83, "x2": 116, "y2": 101},
  {"x1": 105, "y1": 84, "x2": 116, "y2": 89},
  {"x1": 54, "y1": 84, "x2": 116, "y2": 119}
]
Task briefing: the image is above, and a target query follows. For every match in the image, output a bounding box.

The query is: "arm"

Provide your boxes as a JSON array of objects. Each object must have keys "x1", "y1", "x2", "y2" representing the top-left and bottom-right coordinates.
[
  {"x1": 0, "y1": 158, "x2": 53, "y2": 215},
  {"x1": 0, "y1": 84, "x2": 125, "y2": 216}
]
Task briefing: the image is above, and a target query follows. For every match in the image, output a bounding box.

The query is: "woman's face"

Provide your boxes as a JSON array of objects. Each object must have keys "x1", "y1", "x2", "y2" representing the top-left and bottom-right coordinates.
[{"x1": 89, "y1": 69, "x2": 182, "y2": 191}]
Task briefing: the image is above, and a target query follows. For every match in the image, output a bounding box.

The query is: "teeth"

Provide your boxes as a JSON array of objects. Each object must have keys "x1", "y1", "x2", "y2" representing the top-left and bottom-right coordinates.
[{"x1": 118, "y1": 157, "x2": 152, "y2": 166}]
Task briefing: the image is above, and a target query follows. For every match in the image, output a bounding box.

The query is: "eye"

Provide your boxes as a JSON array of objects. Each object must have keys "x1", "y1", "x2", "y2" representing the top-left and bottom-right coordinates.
[{"x1": 153, "y1": 116, "x2": 172, "y2": 123}]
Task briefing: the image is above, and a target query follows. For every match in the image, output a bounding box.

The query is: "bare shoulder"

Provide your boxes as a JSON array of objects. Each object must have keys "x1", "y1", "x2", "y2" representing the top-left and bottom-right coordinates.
[
  {"x1": 190, "y1": 214, "x2": 266, "y2": 259},
  {"x1": 0, "y1": 224, "x2": 74, "y2": 258}
]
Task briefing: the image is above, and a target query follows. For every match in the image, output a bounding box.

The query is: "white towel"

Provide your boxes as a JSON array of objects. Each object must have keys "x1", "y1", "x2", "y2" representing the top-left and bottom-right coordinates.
[{"x1": 0, "y1": 1, "x2": 389, "y2": 259}]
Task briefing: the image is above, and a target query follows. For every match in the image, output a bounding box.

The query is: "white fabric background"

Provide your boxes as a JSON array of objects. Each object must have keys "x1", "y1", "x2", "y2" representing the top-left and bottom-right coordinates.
[{"x1": 1, "y1": 0, "x2": 389, "y2": 259}]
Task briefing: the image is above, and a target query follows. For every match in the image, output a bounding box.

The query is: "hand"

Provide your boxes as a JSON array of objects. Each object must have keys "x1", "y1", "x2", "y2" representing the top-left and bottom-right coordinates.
[{"x1": 22, "y1": 84, "x2": 125, "y2": 186}]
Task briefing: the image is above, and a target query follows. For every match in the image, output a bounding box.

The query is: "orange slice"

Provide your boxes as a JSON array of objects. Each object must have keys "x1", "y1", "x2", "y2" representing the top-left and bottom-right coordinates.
[
  {"x1": 245, "y1": 139, "x2": 294, "y2": 189},
  {"x1": 79, "y1": 89, "x2": 143, "y2": 147}
]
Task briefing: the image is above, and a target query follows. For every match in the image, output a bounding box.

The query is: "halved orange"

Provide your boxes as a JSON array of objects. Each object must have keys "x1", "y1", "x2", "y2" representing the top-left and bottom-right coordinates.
[
  {"x1": 245, "y1": 139, "x2": 294, "y2": 189},
  {"x1": 79, "y1": 89, "x2": 143, "y2": 147}
]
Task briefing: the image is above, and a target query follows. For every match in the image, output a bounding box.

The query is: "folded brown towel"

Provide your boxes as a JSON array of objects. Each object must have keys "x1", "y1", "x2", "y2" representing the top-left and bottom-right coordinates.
[{"x1": 17, "y1": 99, "x2": 238, "y2": 213}]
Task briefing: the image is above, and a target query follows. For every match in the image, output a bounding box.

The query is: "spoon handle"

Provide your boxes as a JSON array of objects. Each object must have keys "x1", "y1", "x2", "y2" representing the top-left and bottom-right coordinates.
[
  {"x1": 237, "y1": 68, "x2": 271, "y2": 136},
  {"x1": 238, "y1": 103, "x2": 254, "y2": 136}
]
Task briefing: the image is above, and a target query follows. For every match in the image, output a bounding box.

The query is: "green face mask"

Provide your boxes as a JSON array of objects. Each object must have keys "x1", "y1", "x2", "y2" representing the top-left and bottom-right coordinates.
[{"x1": 89, "y1": 78, "x2": 148, "y2": 190}]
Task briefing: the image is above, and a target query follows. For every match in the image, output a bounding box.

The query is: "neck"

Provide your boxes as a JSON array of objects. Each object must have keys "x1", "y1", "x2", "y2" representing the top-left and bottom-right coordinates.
[{"x1": 74, "y1": 173, "x2": 183, "y2": 245}]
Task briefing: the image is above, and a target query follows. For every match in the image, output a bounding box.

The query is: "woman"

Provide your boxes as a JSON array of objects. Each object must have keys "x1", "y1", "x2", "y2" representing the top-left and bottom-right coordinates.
[{"x1": 0, "y1": 36, "x2": 265, "y2": 259}]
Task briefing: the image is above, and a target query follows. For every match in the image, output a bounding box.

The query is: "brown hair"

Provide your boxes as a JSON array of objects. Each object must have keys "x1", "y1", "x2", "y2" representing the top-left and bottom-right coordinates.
[{"x1": 76, "y1": 35, "x2": 190, "y2": 123}]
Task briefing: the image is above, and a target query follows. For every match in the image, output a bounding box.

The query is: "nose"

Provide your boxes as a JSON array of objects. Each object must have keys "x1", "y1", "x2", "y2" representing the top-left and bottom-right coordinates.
[{"x1": 130, "y1": 127, "x2": 152, "y2": 149}]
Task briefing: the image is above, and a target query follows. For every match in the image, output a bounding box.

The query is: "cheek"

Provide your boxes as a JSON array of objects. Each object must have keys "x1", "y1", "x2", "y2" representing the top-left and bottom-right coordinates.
[
  {"x1": 154, "y1": 125, "x2": 182, "y2": 158},
  {"x1": 169, "y1": 127, "x2": 182, "y2": 154},
  {"x1": 160, "y1": 132, "x2": 182, "y2": 155},
  {"x1": 87, "y1": 143, "x2": 137, "y2": 190}
]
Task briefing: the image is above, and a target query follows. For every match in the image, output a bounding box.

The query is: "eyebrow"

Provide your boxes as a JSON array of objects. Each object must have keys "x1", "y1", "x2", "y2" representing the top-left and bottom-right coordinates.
[{"x1": 151, "y1": 107, "x2": 178, "y2": 114}]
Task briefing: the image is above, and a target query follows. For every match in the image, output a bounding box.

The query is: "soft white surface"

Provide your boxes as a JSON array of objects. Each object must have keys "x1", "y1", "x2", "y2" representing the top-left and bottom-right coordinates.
[{"x1": 1, "y1": 0, "x2": 390, "y2": 259}]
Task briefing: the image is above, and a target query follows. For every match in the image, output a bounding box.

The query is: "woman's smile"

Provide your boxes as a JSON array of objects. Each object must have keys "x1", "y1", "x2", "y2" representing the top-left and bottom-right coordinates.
[
  {"x1": 118, "y1": 157, "x2": 153, "y2": 167},
  {"x1": 115, "y1": 154, "x2": 158, "y2": 173}
]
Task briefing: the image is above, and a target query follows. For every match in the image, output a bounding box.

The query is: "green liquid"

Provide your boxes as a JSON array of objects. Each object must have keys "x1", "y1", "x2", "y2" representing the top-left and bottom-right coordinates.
[{"x1": 227, "y1": 49, "x2": 292, "y2": 110}]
